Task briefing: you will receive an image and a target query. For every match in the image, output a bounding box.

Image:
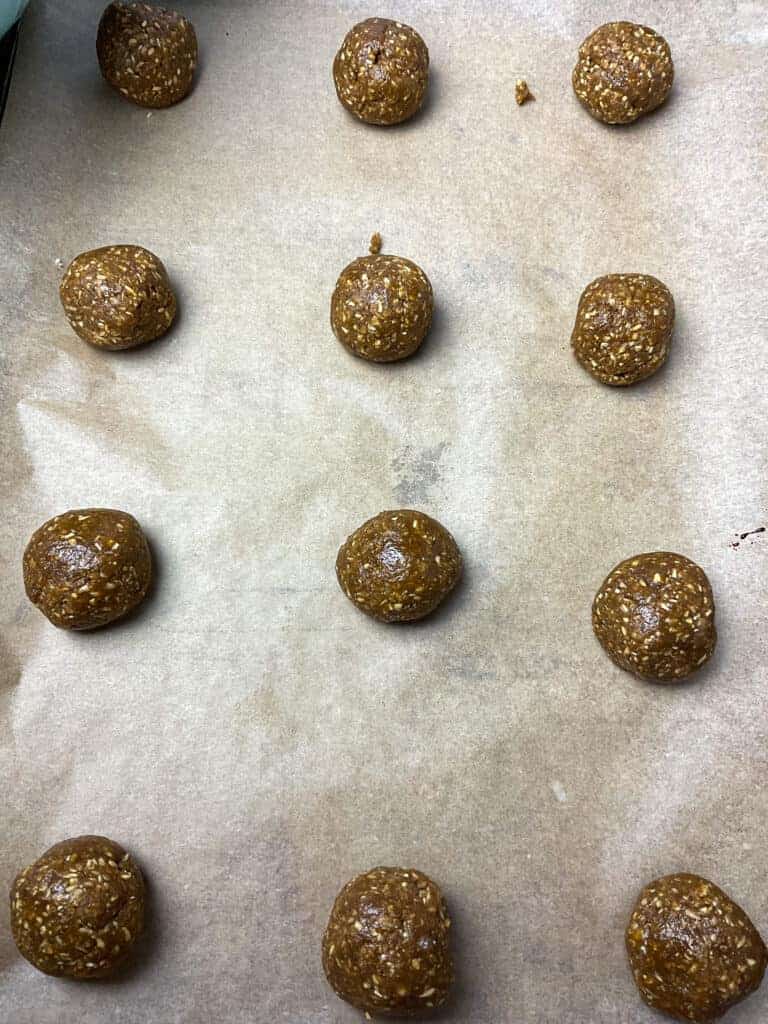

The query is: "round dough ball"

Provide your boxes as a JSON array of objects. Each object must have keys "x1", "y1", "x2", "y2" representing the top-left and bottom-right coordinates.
[
  {"x1": 592, "y1": 552, "x2": 716, "y2": 682},
  {"x1": 97, "y1": 1, "x2": 197, "y2": 109},
  {"x1": 23, "y1": 508, "x2": 152, "y2": 630},
  {"x1": 333, "y1": 18, "x2": 429, "y2": 126},
  {"x1": 336, "y1": 510, "x2": 462, "y2": 623},
  {"x1": 60, "y1": 245, "x2": 176, "y2": 350},
  {"x1": 571, "y1": 274, "x2": 674, "y2": 386},
  {"x1": 572, "y1": 21, "x2": 673, "y2": 125},
  {"x1": 11, "y1": 835, "x2": 145, "y2": 978},
  {"x1": 331, "y1": 253, "x2": 433, "y2": 362},
  {"x1": 322, "y1": 866, "x2": 454, "y2": 1017},
  {"x1": 626, "y1": 873, "x2": 767, "y2": 1022}
]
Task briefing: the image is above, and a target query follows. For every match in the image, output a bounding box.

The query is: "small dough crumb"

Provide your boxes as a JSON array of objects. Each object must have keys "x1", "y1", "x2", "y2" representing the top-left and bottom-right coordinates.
[
  {"x1": 369, "y1": 232, "x2": 382, "y2": 255},
  {"x1": 515, "y1": 79, "x2": 534, "y2": 105}
]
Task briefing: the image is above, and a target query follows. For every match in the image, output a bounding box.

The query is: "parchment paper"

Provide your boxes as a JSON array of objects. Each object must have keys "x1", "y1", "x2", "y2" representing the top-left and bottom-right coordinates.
[{"x1": 1, "y1": 2, "x2": 767, "y2": 1021}]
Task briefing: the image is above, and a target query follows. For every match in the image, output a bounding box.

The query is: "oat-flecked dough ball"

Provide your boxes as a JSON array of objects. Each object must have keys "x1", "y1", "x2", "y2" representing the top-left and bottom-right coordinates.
[
  {"x1": 60, "y1": 245, "x2": 177, "y2": 350},
  {"x1": 97, "y1": 1, "x2": 197, "y2": 108},
  {"x1": 333, "y1": 18, "x2": 429, "y2": 125},
  {"x1": 322, "y1": 867, "x2": 454, "y2": 1017},
  {"x1": 11, "y1": 835, "x2": 145, "y2": 978},
  {"x1": 331, "y1": 253, "x2": 433, "y2": 362},
  {"x1": 627, "y1": 873, "x2": 767, "y2": 1022},
  {"x1": 571, "y1": 274, "x2": 674, "y2": 386},
  {"x1": 572, "y1": 22, "x2": 673, "y2": 124},
  {"x1": 336, "y1": 510, "x2": 462, "y2": 623},
  {"x1": 23, "y1": 508, "x2": 152, "y2": 630},
  {"x1": 593, "y1": 552, "x2": 716, "y2": 682}
]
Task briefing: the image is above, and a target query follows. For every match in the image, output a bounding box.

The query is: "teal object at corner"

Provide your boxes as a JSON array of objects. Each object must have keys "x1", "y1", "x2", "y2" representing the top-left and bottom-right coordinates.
[{"x1": 0, "y1": 0, "x2": 29, "y2": 39}]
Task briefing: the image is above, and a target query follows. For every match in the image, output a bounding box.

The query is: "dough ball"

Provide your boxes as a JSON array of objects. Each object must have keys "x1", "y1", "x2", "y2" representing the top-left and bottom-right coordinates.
[
  {"x1": 333, "y1": 18, "x2": 429, "y2": 126},
  {"x1": 97, "y1": 1, "x2": 197, "y2": 108},
  {"x1": 23, "y1": 508, "x2": 152, "y2": 630},
  {"x1": 11, "y1": 835, "x2": 145, "y2": 978},
  {"x1": 626, "y1": 873, "x2": 767, "y2": 1022},
  {"x1": 572, "y1": 21, "x2": 673, "y2": 125},
  {"x1": 336, "y1": 510, "x2": 462, "y2": 623},
  {"x1": 331, "y1": 253, "x2": 433, "y2": 362},
  {"x1": 592, "y1": 552, "x2": 716, "y2": 682},
  {"x1": 571, "y1": 274, "x2": 674, "y2": 386},
  {"x1": 322, "y1": 866, "x2": 454, "y2": 1017},
  {"x1": 60, "y1": 245, "x2": 176, "y2": 350}
]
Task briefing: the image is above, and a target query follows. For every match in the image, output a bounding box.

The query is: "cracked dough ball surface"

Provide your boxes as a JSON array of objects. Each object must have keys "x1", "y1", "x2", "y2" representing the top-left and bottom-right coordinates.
[{"x1": 333, "y1": 18, "x2": 429, "y2": 125}]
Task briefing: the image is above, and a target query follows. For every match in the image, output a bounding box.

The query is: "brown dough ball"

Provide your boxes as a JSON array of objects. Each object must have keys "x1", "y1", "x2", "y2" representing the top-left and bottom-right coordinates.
[
  {"x1": 23, "y1": 508, "x2": 152, "y2": 630},
  {"x1": 592, "y1": 552, "x2": 716, "y2": 682},
  {"x1": 331, "y1": 253, "x2": 433, "y2": 362},
  {"x1": 336, "y1": 510, "x2": 462, "y2": 623},
  {"x1": 60, "y1": 245, "x2": 176, "y2": 351},
  {"x1": 571, "y1": 274, "x2": 674, "y2": 386},
  {"x1": 572, "y1": 22, "x2": 674, "y2": 125},
  {"x1": 626, "y1": 873, "x2": 767, "y2": 1022},
  {"x1": 333, "y1": 18, "x2": 429, "y2": 126},
  {"x1": 97, "y1": 1, "x2": 197, "y2": 109},
  {"x1": 322, "y1": 866, "x2": 454, "y2": 1017},
  {"x1": 10, "y1": 835, "x2": 145, "y2": 978}
]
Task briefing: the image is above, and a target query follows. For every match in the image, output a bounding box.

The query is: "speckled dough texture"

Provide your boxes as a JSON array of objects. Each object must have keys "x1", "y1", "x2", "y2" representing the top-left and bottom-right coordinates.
[
  {"x1": 3, "y1": 3, "x2": 768, "y2": 1022},
  {"x1": 572, "y1": 21, "x2": 674, "y2": 124},
  {"x1": 626, "y1": 874, "x2": 767, "y2": 1022},
  {"x1": 23, "y1": 508, "x2": 152, "y2": 629},
  {"x1": 11, "y1": 835, "x2": 145, "y2": 978},
  {"x1": 97, "y1": 1, "x2": 197, "y2": 108},
  {"x1": 592, "y1": 552, "x2": 716, "y2": 682},
  {"x1": 322, "y1": 867, "x2": 454, "y2": 1017},
  {"x1": 336, "y1": 510, "x2": 462, "y2": 622},
  {"x1": 571, "y1": 274, "x2": 674, "y2": 386},
  {"x1": 60, "y1": 245, "x2": 176, "y2": 350},
  {"x1": 333, "y1": 18, "x2": 429, "y2": 125},
  {"x1": 331, "y1": 253, "x2": 433, "y2": 362}
]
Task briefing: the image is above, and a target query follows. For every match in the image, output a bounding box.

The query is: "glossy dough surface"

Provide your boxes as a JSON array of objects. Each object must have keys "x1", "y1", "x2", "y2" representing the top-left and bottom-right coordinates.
[
  {"x1": 97, "y1": 1, "x2": 197, "y2": 108},
  {"x1": 626, "y1": 873, "x2": 767, "y2": 1022},
  {"x1": 23, "y1": 508, "x2": 152, "y2": 629},
  {"x1": 60, "y1": 245, "x2": 176, "y2": 350},
  {"x1": 336, "y1": 510, "x2": 462, "y2": 622},
  {"x1": 592, "y1": 552, "x2": 716, "y2": 681},
  {"x1": 322, "y1": 867, "x2": 454, "y2": 1017},
  {"x1": 331, "y1": 254, "x2": 433, "y2": 362},
  {"x1": 11, "y1": 835, "x2": 145, "y2": 978},
  {"x1": 333, "y1": 18, "x2": 429, "y2": 125},
  {"x1": 572, "y1": 21, "x2": 673, "y2": 124},
  {"x1": 571, "y1": 274, "x2": 674, "y2": 386}
]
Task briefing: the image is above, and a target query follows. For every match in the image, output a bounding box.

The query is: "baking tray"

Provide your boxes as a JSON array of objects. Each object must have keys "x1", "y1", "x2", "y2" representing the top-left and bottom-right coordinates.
[{"x1": 1, "y1": 2, "x2": 767, "y2": 1022}]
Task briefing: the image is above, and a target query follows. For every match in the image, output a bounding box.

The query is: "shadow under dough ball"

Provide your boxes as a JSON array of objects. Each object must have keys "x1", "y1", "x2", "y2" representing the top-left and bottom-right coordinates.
[
  {"x1": 333, "y1": 17, "x2": 429, "y2": 125},
  {"x1": 331, "y1": 248, "x2": 433, "y2": 362},
  {"x1": 60, "y1": 245, "x2": 176, "y2": 350},
  {"x1": 592, "y1": 552, "x2": 716, "y2": 682},
  {"x1": 572, "y1": 21, "x2": 673, "y2": 124},
  {"x1": 322, "y1": 867, "x2": 454, "y2": 1017},
  {"x1": 336, "y1": 510, "x2": 462, "y2": 622},
  {"x1": 23, "y1": 508, "x2": 152, "y2": 630},
  {"x1": 11, "y1": 835, "x2": 145, "y2": 978},
  {"x1": 97, "y1": 1, "x2": 197, "y2": 108},
  {"x1": 627, "y1": 873, "x2": 767, "y2": 1022},
  {"x1": 571, "y1": 274, "x2": 674, "y2": 386}
]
